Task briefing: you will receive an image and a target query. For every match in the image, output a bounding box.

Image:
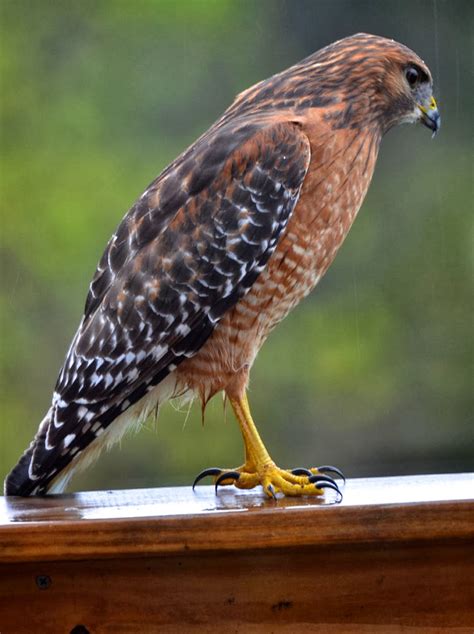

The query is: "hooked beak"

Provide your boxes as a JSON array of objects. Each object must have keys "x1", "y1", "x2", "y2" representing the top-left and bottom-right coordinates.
[{"x1": 418, "y1": 96, "x2": 440, "y2": 136}]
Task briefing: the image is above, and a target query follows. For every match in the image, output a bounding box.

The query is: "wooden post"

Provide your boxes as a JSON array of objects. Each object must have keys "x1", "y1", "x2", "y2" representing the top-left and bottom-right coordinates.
[{"x1": 1, "y1": 473, "x2": 473, "y2": 633}]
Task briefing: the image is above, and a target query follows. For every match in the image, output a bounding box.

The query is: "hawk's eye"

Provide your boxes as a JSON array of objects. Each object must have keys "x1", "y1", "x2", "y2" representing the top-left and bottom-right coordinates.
[{"x1": 405, "y1": 66, "x2": 419, "y2": 88}]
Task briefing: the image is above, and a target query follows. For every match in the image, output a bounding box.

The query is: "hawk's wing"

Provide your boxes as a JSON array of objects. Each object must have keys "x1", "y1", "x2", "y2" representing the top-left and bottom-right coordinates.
[{"x1": 29, "y1": 120, "x2": 311, "y2": 486}]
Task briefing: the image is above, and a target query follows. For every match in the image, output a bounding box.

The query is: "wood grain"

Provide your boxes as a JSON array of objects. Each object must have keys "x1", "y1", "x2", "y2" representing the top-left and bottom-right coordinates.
[
  {"x1": 1, "y1": 473, "x2": 473, "y2": 563},
  {"x1": 0, "y1": 541, "x2": 473, "y2": 632},
  {"x1": 0, "y1": 474, "x2": 473, "y2": 632}
]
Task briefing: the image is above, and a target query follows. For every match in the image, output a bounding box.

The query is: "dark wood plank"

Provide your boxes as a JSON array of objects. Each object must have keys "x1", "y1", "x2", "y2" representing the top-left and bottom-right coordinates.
[
  {"x1": 1, "y1": 542, "x2": 473, "y2": 633},
  {"x1": 0, "y1": 474, "x2": 473, "y2": 563}
]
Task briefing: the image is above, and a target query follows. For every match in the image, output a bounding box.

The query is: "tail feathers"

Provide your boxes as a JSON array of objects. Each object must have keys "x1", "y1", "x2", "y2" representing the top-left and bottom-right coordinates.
[
  {"x1": 4, "y1": 373, "x2": 180, "y2": 496},
  {"x1": 4, "y1": 441, "x2": 44, "y2": 496},
  {"x1": 4, "y1": 411, "x2": 52, "y2": 496}
]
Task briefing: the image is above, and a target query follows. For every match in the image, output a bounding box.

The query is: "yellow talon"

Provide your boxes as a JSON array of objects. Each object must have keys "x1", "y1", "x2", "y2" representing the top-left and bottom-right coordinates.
[
  {"x1": 193, "y1": 391, "x2": 343, "y2": 500},
  {"x1": 220, "y1": 392, "x2": 342, "y2": 499}
]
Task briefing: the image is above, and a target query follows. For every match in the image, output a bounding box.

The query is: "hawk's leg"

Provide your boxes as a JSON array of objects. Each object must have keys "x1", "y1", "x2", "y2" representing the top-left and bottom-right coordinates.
[{"x1": 193, "y1": 391, "x2": 343, "y2": 500}]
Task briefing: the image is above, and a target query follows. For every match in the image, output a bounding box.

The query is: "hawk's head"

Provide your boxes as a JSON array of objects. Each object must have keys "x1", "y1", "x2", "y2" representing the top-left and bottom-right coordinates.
[
  {"x1": 236, "y1": 33, "x2": 440, "y2": 137},
  {"x1": 350, "y1": 34, "x2": 441, "y2": 136},
  {"x1": 311, "y1": 33, "x2": 441, "y2": 136}
]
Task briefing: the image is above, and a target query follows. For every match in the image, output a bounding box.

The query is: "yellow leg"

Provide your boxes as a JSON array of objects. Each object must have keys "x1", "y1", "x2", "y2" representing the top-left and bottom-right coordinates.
[
  {"x1": 228, "y1": 392, "x2": 273, "y2": 472},
  {"x1": 201, "y1": 392, "x2": 343, "y2": 500}
]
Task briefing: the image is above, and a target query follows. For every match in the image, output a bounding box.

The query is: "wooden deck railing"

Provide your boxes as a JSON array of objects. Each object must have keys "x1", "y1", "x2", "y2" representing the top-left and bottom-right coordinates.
[{"x1": 1, "y1": 473, "x2": 473, "y2": 633}]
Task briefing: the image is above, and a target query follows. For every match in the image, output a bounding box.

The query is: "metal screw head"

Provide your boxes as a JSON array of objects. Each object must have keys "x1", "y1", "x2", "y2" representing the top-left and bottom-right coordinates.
[{"x1": 35, "y1": 574, "x2": 51, "y2": 590}]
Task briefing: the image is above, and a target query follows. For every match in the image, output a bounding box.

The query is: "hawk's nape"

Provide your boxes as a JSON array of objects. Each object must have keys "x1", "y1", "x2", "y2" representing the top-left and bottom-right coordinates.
[{"x1": 5, "y1": 33, "x2": 438, "y2": 498}]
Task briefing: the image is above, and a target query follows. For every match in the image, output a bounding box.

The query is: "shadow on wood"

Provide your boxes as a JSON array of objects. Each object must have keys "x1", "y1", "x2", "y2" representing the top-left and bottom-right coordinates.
[{"x1": 0, "y1": 473, "x2": 473, "y2": 632}]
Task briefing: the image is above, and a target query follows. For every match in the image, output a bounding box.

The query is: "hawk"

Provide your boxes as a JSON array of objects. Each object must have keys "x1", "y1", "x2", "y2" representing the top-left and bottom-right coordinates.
[{"x1": 5, "y1": 33, "x2": 439, "y2": 498}]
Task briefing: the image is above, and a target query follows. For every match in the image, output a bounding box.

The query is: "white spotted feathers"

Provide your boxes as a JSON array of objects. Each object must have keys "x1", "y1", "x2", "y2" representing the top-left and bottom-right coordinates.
[{"x1": 5, "y1": 121, "x2": 310, "y2": 495}]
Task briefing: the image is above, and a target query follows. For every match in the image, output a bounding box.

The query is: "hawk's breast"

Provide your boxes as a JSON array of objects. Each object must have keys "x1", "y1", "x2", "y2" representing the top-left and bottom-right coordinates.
[{"x1": 177, "y1": 124, "x2": 380, "y2": 400}]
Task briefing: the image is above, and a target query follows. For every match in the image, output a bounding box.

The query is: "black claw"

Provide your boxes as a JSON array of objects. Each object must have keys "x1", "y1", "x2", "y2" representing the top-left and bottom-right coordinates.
[
  {"x1": 215, "y1": 471, "x2": 241, "y2": 493},
  {"x1": 291, "y1": 468, "x2": 313, "y2": 476},
  {"x1": 317, "y1": 465, "x2": 346, "y2": 484},
  {"x1": 312, "y1": 480, "x2": 343, "y2": 503},
  {"x1": 308, "y1": 473, "x2": 338, "y2": 487},
  {"x1": 267, "y1": 483, "x2": 277, "y2": 500},
  {"x1": 192, "y1": 467, "x2": 223, "y2": 490}
]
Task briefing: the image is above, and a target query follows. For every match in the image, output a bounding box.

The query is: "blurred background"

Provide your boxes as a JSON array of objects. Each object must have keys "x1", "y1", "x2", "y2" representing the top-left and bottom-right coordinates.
[{"x1": 1, "y1": 0, "x2": 472, "y2": 493}]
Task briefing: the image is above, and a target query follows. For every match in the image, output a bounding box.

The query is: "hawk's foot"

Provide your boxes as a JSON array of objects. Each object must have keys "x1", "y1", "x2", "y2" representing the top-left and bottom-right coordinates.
[
  {"x1": 193, "y1": 463, "x2": 343, "y2": 501},
  {"x1": 193, "y1": 391, "x2": 344, "y2": 501}
]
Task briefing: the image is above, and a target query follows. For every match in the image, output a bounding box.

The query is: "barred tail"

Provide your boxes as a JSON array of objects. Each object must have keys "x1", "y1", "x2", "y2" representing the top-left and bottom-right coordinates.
[
  {"x1": 4, "y1": 411, "x2": 52, "y2": 496},
  {"x1": 5, "y1": 375, "x2": 177, "y2": 496}
]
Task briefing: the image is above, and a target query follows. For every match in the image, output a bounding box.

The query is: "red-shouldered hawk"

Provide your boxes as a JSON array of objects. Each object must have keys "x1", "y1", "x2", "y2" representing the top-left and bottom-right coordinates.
[{"x1": 5, "y1": 33, "x2": 439, "y2": 498}]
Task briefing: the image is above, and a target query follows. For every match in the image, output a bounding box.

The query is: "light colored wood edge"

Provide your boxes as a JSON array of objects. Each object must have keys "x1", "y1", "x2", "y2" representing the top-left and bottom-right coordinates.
[{"x1": 1, "y1": 498, "x2": 473, "y2": 563}]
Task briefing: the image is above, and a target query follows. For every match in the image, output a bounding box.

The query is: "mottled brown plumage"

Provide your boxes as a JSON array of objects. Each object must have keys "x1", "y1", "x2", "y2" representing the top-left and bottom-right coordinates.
[{"x1": 5, "y1": 33, "x2": 439, "y2": 497}]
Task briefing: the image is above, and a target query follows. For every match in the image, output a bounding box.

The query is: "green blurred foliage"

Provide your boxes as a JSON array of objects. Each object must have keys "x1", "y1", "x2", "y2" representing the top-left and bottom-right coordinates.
[{"x1": 0, "y1": 0, "x2": 472, "y2": 492}]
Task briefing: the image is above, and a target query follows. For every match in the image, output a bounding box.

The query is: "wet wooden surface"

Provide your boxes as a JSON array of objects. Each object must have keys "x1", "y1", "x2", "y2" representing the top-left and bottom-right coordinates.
[
  {"x1": 0, "y1": 473, "x2": 473, "y2": 633},
  {"x1": 1, "y1": 473, "x2": 473, "y2": 563}
]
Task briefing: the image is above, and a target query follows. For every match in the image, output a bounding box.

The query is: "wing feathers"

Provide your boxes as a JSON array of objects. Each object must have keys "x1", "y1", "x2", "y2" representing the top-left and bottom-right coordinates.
[{"x1": 16, "y1": 121, "x2": 310, "y2": 494}]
